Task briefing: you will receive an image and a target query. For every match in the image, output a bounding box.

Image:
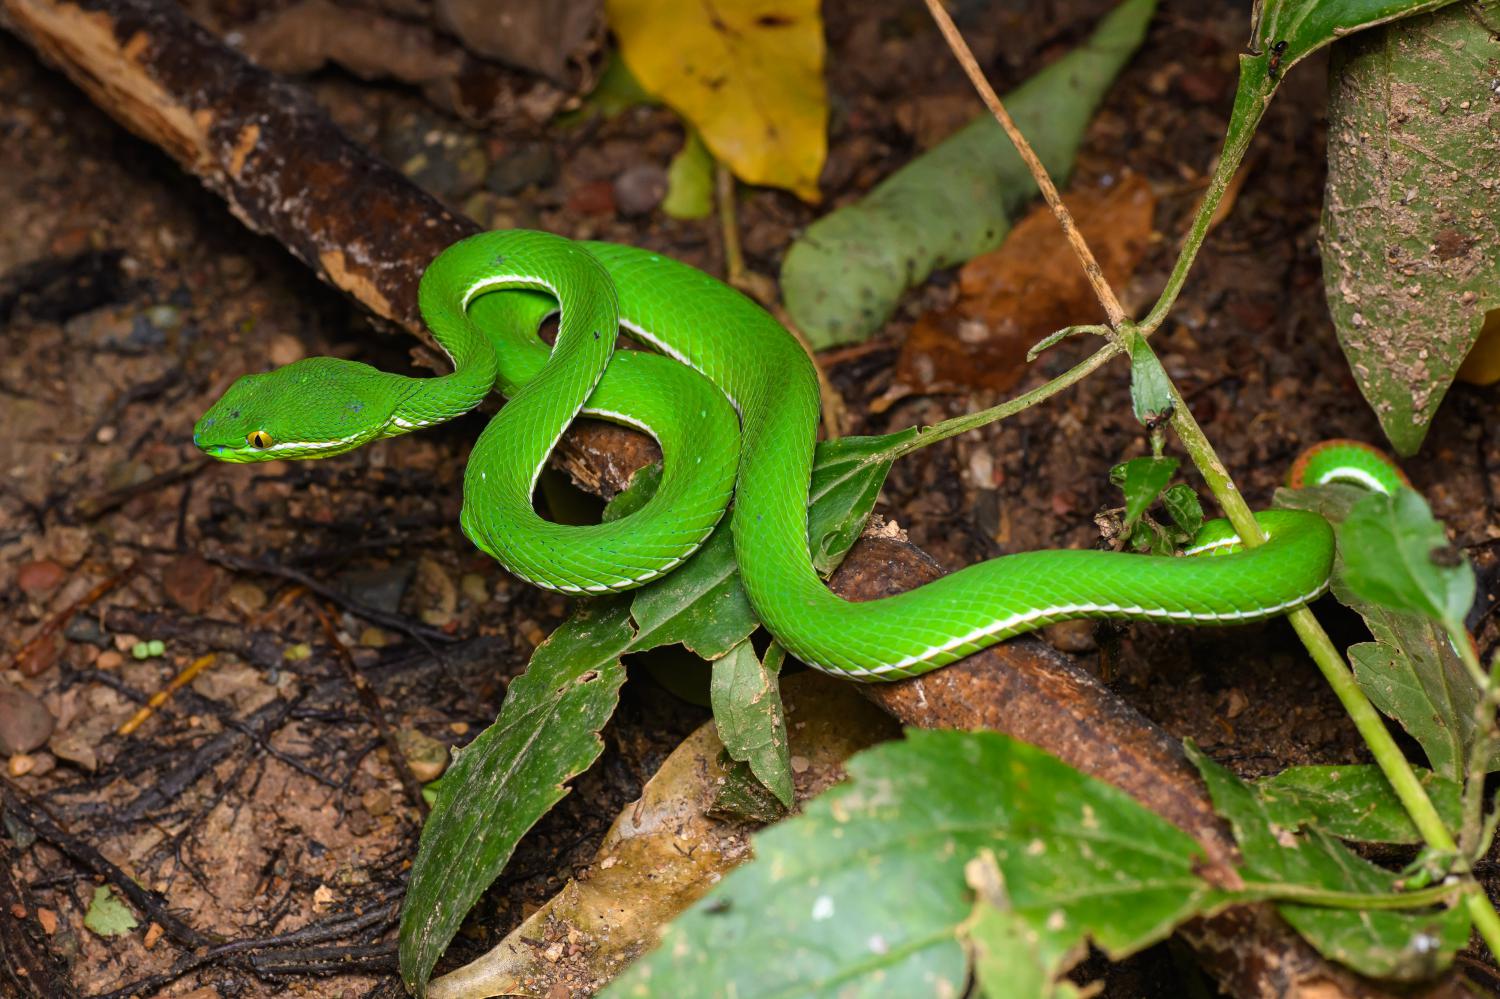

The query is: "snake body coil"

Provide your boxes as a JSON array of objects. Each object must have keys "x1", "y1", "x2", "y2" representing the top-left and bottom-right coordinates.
[{"x1": 195, "y1": 231, "x2": 1402, "y2": 681}]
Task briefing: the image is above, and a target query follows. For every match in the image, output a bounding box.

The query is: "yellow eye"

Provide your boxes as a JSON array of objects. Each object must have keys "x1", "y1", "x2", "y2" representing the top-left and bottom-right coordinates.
[{"x1": 248, "y1": 430, "x2": 274, "y2": 449}]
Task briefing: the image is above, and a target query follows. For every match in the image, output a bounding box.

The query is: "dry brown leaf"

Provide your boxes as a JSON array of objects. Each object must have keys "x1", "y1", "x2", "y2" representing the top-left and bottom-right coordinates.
[
  {"x1": 891, "y1": 173, "x2": 1155, "y2": 401},
  {"x1": 426, "y1": 672, "x2": 898, "y2": 999}
]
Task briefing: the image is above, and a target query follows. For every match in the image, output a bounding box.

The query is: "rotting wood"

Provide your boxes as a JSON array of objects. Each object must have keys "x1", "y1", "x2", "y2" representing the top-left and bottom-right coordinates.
[{"x1": 0, "y1": 1, "x2": 1474, "y2": 995}]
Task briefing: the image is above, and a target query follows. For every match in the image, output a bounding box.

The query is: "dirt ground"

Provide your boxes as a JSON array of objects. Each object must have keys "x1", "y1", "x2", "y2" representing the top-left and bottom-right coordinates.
[{"x1": 2, "y1": 0, "x2": 1498, "y2": 997}]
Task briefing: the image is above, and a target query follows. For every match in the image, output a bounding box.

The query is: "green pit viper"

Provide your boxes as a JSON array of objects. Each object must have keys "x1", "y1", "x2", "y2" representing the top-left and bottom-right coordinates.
[{"x1": 194, "y1": 230, "x2": 1406, "y2": 681}]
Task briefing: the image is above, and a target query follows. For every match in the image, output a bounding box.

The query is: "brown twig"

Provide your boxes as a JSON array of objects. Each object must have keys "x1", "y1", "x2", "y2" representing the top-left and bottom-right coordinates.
[
  {"x1": 921, "y1": 0, "x2": 1127, "y2": 328},
  {"x1": 116, "y1": 653, "x2": 218, "y2": 736},
  {"x1": 309, "y1": 599, "x2": 430, "y2": 818}
]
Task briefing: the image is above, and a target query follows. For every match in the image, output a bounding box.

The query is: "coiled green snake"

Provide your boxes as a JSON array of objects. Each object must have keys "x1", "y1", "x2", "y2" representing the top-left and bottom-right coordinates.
[{"x1": 194, "y1": 230, "x2": 1405, "y2": 681}]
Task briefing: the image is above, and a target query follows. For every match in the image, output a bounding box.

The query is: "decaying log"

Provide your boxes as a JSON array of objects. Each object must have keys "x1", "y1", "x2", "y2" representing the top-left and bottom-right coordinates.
[{"x1": 0, "y1": 1, "x2": 1472, "y2": 996}]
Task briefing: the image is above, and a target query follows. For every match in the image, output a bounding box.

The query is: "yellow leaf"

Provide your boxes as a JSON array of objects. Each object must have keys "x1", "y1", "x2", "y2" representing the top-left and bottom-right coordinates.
[
  {"x1": 1456, "y1": 308, "x2": 1500, "y2": 386},
  {"x1": 607, "y1": 0, "x2": 827, "y2": 202}
]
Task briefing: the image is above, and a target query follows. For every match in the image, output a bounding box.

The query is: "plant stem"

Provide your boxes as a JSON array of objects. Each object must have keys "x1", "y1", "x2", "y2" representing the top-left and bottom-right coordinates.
[
  {"x1": 1458, "y1": 637, "x2": 1499, "y2": 859},
  {"x1": 890, "y1": 341, "x2": 1123, "y2": 460},
  {"x1": 1238, "y1": 881, "x2": 1456, "y2": 910}
]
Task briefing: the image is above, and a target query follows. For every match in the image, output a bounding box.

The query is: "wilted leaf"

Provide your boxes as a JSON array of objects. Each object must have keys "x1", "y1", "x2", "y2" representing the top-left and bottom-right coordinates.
[
  {"x1": 1258, "y1": 764, "x2": 1462, "y2": 845},
  {"x1": 605, "y1": 730, "x2": 1225, "y2": 997},
  {"x1": 895, "y1": 174, "x2": 1155, "y2": 398},
  {"x1": 1319, "y1": 1, "x2": 1496, "y2": 453},
  {"x1": 711, "y1": 640, "x2": 792, "y2": 807},
  {"x1": 781, "y1": 0, "x2": 1155, "y2": 348},
  {"x1": 608, "y1": 0, "x2": 826, "y2": 201},
  {"x1": 427, "y1": 674, "x2": 898, "y2": 999},
  {"x1": 83, "y1": 885, "x2": 137, "y2": 938},
  {"x1": 1190, "y1": 744, "x2": 1470, "y2": 981},
  {"x1": 400, "y1": 599, "x2": 632, "y2": 996}
]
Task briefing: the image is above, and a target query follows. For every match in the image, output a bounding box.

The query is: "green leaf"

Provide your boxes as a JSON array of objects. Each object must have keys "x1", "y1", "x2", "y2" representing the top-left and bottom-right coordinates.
[
  {"x1": 1250, "y1": 0, "x2": 1456, "y2": 82},
  {"x1": 601, "y1": 462, "x2": 662, "y2": 522},
  {"x1": 806, "y1": 429, "x2": 916, "y2": 574},
  {"x1": 1338, "y1": 489, "x2": 1474, "y2": 629},
  {"x1": 399, "y1": 599, "x2": 632, "y2": 996},
  {"x1": 1257, "y1": 765, "x2": 1463, "y2": 846},
  {"x1": 628, "y1": 519, "x2": 759, "y2": 659},
  {"x1": 1190, "y1": 744, "x2": 1470, "y2": 981},
  {"x1": 1161, "y1": 484, "x2": 1203, "y2": 537},
  {"x1": 1110, "y1": 456, "x2": 1179, "y2": 531},
  {"x1": 83, "y1": 885, "x2": 138, "y2": 937},
  {"x1": 626, "y1": 431, "x2": 912, "y2": 658},
  {"x1": 962, "y1": 853, "x2": 1084, "y2": 999},
  {"x1": 604, "y1": 730, "x2": 1225, "y2": 997},
  {"x1": 1279, "y1": 484, "x2": 1486, "y2": 781},
  {"x1": 662, "y1": 130, "x2": 714, "y2": 220},
  {"x1": 710, "y1": 640, "x2": 792, "y2": 808},
  {"x1": 779, "y1": 0, "x2": 1155, "y2": 348},
  {"x1": 710, "y1": 755, "x2": 789, "y2": 823},
  {"x1": 1127, "y1": 330, "x2": 1173, "y2": 426},
  {"x1": 1318, "y1": 0, "x2": 1497, "y2": 453}
]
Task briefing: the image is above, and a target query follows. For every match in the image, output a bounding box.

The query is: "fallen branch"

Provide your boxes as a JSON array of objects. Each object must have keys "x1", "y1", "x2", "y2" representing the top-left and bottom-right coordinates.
[{"x1": 0, "y1": 1, "x2": 1450, "y2": 995}]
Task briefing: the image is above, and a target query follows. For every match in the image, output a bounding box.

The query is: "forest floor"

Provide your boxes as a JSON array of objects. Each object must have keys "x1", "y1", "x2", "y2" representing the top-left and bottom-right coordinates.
[{"x1": 2, "y1": 0, "x2": 1498, "y2": 996}]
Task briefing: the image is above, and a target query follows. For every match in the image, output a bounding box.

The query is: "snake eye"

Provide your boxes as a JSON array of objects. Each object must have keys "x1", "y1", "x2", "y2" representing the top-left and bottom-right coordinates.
[{"x1": 248, "y1": 430, "x2": 274, "y2": 449}]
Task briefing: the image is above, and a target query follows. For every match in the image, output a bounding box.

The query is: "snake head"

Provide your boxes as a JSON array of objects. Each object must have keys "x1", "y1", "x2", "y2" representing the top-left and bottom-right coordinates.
[{"x1": 194, "y1": 358, "x2": 402, "y2": 462}]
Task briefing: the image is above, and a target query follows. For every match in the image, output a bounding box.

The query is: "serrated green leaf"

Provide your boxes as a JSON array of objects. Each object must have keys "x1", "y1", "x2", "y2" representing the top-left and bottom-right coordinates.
[
  {"x1": 604, "y1": 730, "x2": 1225, "y2": 997},
  {"x1": 1161, "y1": 484, "x2": 1203, "y2": 537},
  {"x1": 1189, "y1": 743, "x2": 1470, "y2": 981},
  {"x1": 1257, "y1": 765, "x2": 1462, "y2": 845},
  {"x1": 83, "y1": 885, "x2": 138, "y2": 938},
  {"x1": 710, "y1": 640, "x2": 792, "y2": 808},
  {"x1": 1111, "y1": 456, "x2": 1179, "y2": 531},
  {"x1": 1127, "y1": 331, "x2": 1173, "y2": 426},
  {"x1": 1318, "y1": 1, "x2": 1497, "y2": 453},
  {"x1": 806, "y1": 429, "x2": 916, "y2": 574},
  {"x1": 1339, "y1": 489, "x2": 1474, "y2": 629},
  {"x1": 399, "y1": 599, "x2": 631, "y2": 996},
  {"x1": 1278, "y1": 484, "x2": 1487, "y2": 781},
  {"x1": 779, "y1": 0, "x2": 1155, "y2": 348}
]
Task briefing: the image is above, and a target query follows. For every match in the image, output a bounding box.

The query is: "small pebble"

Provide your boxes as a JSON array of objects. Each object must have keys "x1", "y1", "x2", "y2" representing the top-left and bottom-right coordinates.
[
  {"x1": 613, "y1": 163, "x2": 668, "y2": 217},
  {"x1": 161, "y1": 554, "x2": 218, "y2": 614},
  {"x1": 460, "y1": 572, "x2": 488, "y2": 606},
  {"x1": 268, "y1": 332, "x2": 306, "y2": 367},
  {"x1": 0, "y1": 685, "x2": 56, "y2": 755},
  {"x1": 397, "y1": 728, "x2": 449, "y2": 782},
  {"x1": 1044, "y1": 620, "x2": 1097, "y2": 654},
  {"x1": 361, "y1": 788, "x2": 392, "y2": 817},
  {"x1": 359, "y1": 627, "x2": 388, "y2": 648},
  {"x1": 9, "y1": 754, "x2": 35, "y2": 777},
  {"x1": 96, "y1": 650, "x2": 123, "y2": 670},
  {"x1": 16, "y1": 560, "x2": 65, "y2": 595},
  {"x1": 789, "y1": 755, "x2": 810, "y2": 774},
  {"x1": 225, "y1": 581, "x2": 268, "y2": 617}
]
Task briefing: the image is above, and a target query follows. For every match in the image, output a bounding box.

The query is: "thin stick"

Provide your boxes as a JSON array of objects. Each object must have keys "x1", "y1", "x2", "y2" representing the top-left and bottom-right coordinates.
[
  {"x1": 116, "y1": 653, "x2": 218, "y2": 736},
  {"x1": 921, "y1": 0, "x2": 1126, "y2": 327}
]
